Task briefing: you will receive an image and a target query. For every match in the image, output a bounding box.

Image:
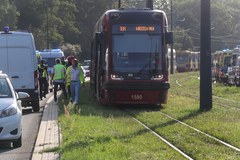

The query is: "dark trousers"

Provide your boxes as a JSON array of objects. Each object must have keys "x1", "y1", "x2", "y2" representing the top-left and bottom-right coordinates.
[
  {"x1": 39, "y1": 78, "x2": 48, "y2": 99},
  {"x1": 53, "y1": 81, "x2": 67, "y2": 101}
]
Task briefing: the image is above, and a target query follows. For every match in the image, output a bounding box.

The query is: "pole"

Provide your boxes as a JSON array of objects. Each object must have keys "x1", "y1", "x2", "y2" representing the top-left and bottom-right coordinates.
[
  {"x1": 170, "y1": 0, "x2": 174, "y2": 74},
  {"x1": 200, "y1": 0, "x2": 212, "y2": 111},
  {"x1": 146, "y1": 0, "x2": 153, "y2": 10},
  {"x1": 118, "y1": 0, "x2": 121, "y2": 9},
  {"x1": 46, "y1": 0, "x2": 49, "y2": 49}
]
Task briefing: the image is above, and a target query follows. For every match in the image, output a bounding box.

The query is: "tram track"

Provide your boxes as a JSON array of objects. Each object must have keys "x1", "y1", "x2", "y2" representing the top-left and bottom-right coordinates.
[
  {"x1": 158, "y1": 112, "x2": 240, "y2": 152},
  {"x1": 121, "y1": 105, "x2": 240, "y2": 160},
  {"x1": 120, "y1": 74, "x2": 240, "y2": 159},
  {"x1": 175, "y1": 88, "x2": 240, "y2": 111},
  {"x1": 132, "y1": 116, "x2": 194, "y2": 160},
  {"x1": 125, "y1": 106, "x2": 240, "y2": 160},
  {"x1": 175, "y1": 76, "x2": 240, "y2": 111},
  {"x1": 164, "y1": 75, "x2": 240, "y2": 151},
  {"x1": 123, "y1": 107, "x2": 240, "y2": 160},
  {"x1": 213, "y1": 95, "x2": 240, "y2": 110}
]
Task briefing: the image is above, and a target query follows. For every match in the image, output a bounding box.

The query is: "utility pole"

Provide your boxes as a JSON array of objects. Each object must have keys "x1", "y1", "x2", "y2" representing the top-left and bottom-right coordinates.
[
  {"x1": 170, "y1": 0, "x2": 174, "y2": 74},
  {"x1": 118, "y1": 0, "x2": 121, "y2": 8},
  {"x1": 146, "y1": 0, "x2": 153, "y2": 10},
  {"x1": 200, "y1": 0, "x2": 212, "y2": 111},
  {"x1": 46, "y1": 0, "x2": 49, "y2": 49}
]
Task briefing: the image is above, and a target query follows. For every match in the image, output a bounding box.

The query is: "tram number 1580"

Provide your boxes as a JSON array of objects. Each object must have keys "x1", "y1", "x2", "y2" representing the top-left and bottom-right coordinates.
[{"x1": 131, "y1": 95, "x2": 143, "y2": 100}]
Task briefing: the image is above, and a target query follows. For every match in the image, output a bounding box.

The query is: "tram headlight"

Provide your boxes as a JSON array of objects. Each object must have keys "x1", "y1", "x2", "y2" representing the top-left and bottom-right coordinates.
[
  {"x1": 152, "y1": 74, "x2": 163, "y2": 80},
  {"x1": 111, "y1": 74, "x2": 123, "y2": 80}
]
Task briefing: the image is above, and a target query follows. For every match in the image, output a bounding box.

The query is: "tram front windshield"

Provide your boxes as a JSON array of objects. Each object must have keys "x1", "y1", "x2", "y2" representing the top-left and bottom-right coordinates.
[
  {"x1": 176, "y1": 54, "x2": 189, "y2": 64},
  {"x1": 112, "y1": 34, "x2": 162, "y2": 74}
]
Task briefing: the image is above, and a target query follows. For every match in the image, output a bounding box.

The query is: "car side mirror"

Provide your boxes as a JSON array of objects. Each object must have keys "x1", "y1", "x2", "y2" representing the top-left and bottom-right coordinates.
[{"x1": 17, "y1": 92, "x2": 30, "y2": 99}]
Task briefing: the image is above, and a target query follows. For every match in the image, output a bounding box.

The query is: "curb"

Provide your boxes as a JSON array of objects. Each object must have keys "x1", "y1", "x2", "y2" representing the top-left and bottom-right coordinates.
[{"x1": 32, "y1": 94, "x2": 61, "y2": 160}]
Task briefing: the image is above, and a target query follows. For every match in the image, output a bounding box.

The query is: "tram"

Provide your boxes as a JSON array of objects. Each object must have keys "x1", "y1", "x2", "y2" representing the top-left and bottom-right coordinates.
[
  {"x1": 90, "y1": 8, "x2": 173, "y2": 105},
  {"x1": 176, "y1": 50, "x2": 200, "y2": 72}
]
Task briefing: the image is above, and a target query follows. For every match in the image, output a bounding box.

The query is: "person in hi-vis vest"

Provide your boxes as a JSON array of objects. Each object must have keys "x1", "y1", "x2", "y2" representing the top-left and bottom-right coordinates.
[
  {"x1": 52, "y1": 58, "x2": 68, "y2": 102},
  {"x1": 66, "y1": 58, "x2": 85, "y2": 105},
  {"x1": 38, "y1": 60, "x2": 48, "y2": 100}
]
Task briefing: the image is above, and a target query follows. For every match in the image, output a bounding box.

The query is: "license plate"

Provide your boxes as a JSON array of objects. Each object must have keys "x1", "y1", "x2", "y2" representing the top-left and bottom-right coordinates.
[{"x1": 131, "y1": 94, "x2": 143, "y2": 100}]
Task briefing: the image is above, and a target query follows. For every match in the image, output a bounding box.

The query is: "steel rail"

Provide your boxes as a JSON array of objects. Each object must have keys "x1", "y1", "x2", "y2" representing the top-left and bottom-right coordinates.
[
  {"x1": 159, "y1": 112, "x2": 240, "y2": 152},
  {"x1": 132, "y1": 116, "x2": 194, "y2": 160}
]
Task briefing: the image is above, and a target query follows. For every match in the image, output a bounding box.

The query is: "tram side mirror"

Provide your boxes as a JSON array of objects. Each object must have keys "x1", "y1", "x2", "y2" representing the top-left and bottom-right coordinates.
[
  {"x1": 96, "y1": 32, "x2": 101, "y2": 43},
  {"x1": 96, "y1": 32, "x2": 106, "y2": 44},
  {"x1": 165, "y1": 32, "x2": 173, "y2": 44}
]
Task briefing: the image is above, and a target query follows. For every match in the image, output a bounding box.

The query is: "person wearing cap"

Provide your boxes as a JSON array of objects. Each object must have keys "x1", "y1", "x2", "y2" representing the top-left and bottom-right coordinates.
[
  {"x1": 38, "y1": 60, "x2": 48, "y2": 100},
  {"x1": 66, "y1": 58, "x2": 85, "y2": 105},
  {"x1": 52, "y1": 58, "x2": 68, "y2": 102}
]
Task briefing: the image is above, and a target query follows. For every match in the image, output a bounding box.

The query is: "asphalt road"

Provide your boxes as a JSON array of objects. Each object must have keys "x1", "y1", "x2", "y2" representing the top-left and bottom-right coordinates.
[{"x1": 0, "y1": 93, "x2": 51, "y2": 160}]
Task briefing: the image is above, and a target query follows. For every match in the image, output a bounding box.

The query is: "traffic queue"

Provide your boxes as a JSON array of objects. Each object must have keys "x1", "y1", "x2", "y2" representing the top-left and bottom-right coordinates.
[{"x1": 0, "y1": 27, "x2": 87, "y2": 148}]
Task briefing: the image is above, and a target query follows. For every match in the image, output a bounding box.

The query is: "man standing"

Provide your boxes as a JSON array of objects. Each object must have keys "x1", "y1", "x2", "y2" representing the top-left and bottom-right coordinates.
[
  {"x1": 38, "y1": 60, "x2": 48, "y2": 100},
  {"x1": 66, "y1": 58, "x2": 85, "y2": 105},
  {"x1": 52, "y1": 58, "x2": 68, "y2": 102}
]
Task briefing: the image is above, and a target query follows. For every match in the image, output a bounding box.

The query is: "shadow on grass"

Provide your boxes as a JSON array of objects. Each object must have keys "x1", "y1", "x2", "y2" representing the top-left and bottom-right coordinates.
[{"x1": 60, "y1": 135, "x2": 112, "y2": 153}]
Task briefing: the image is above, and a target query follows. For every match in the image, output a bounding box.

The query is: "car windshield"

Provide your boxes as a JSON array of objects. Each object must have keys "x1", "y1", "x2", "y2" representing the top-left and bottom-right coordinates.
[
  {"x1": 83, "y1": 61, "x2": 90, "y2": 66},
  {"x1": 0, "y1": 78, "x2": 12, "y2": 98},
  {"x1": 42, "y1": 58, "x2": 56, "y2": 67},
  {"x1": 83, "y1": 66, "x2": 89, "y2": 70}
]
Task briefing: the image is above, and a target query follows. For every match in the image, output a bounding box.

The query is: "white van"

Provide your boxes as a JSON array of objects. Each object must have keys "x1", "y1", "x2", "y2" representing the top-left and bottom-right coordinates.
[
  {"x1": 39, "y1": 49, "x2": 65, "y2": 75},
  {"x1": 0, "y1": 27, "x2": 39, "y2": 112}
]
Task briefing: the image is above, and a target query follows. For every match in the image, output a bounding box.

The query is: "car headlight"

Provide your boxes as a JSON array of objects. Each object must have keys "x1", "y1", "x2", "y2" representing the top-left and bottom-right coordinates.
[{"x1": 0, "y1": 105, "x2": 17, "y2": 118}]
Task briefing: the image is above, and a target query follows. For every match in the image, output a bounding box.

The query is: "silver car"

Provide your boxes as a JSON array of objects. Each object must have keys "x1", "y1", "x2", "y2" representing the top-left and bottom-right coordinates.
[{"x1": 0, "y1": 72, "x2": 29, "y2": 148}]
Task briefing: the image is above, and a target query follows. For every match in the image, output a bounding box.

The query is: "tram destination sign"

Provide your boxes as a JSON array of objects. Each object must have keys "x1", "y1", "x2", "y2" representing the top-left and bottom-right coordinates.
[{"x1": 113, "y1": 25, "x2": 161, "y2": 33}]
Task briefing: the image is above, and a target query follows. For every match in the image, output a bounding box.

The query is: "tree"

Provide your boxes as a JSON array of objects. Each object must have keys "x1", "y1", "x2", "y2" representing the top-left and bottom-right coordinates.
[
  {"x1": 158, "y1": 0, "x2": 240, "y2": 51},
  {"x1": 211, "y1": 1, "x2": 237, "y2": 50},
  {"x1": 74, "y1": 0, "x2": 115, "y2": 59},
  {"x1": 57, "y1": 0, "x2": 80, "y2": 44},
  {"x1": 61, "y1": 43, "x2": 81, "y2": 60},
  {"x1": 0, "y1": 0, "x2": 19, "y2": 29},
  {"x1": 8, "y1": 0, "x2": 240, "y2": 56}
]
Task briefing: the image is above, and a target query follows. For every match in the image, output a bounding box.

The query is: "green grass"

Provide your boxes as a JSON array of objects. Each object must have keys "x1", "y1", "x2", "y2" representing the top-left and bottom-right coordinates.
[
  {"x1": 131, "y1": 97, "x2": 240, "y2": 159},
  {"x1": 57, "y1": 83, "x2": 185, "y2": 160},
  {"x1": 56, "y1": 74, "x2": 240, "y2": 160},
  {"x1": 212, "y1": 83, "x2": 240, "y2": 101}
]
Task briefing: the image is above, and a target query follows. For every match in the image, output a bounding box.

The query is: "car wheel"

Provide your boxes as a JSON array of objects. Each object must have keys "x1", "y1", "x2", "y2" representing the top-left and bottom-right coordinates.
[
  {"x1": 13, "y1": 136, "x2": 22, "y2": 148},
  {"x1": 32, "y1": 101, "x2": 40, "y2": 112}
]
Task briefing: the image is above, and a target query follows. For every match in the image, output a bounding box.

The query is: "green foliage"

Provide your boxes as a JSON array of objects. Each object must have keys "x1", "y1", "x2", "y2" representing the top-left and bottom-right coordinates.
[
  {"x1": 61, "y1": 43, "x2": 82, "y2": 60},
  {"x1": 173, "y1": 26, "x2": 193, "y2": 50},
  {"x1": 14, "y1": 0, "x2": 44, "y2": 30},
  {"x1": 74, "y1": 0, "x2": 115, "y2": 60},
  {"x1": 2, "y1": 0, "x2": 240, "y2": 58},
  {"x1": 0, "y1": 0, "x2": 19, "y2": 29}
]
